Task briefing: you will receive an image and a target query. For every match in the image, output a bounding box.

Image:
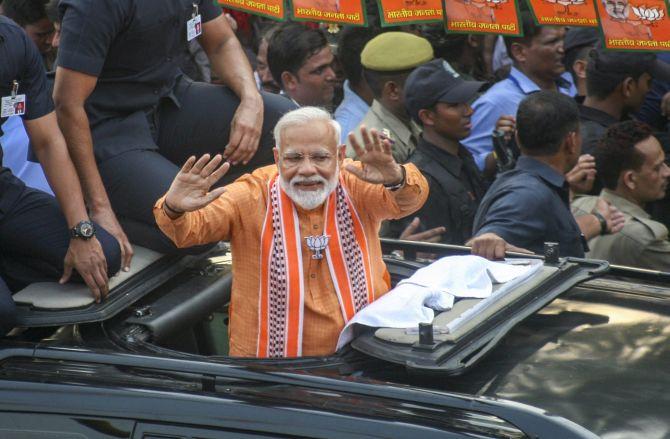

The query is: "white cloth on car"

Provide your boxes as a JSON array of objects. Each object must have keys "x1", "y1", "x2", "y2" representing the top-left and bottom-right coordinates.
[{"x1": 336, "y1": 255, "x2": 542, "y2": 350}]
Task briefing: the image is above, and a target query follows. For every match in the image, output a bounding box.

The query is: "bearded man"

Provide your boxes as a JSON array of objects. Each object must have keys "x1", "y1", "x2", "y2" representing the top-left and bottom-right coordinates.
[{"x1": 154, "y1": 107, "x2": 429, "y2": 358}]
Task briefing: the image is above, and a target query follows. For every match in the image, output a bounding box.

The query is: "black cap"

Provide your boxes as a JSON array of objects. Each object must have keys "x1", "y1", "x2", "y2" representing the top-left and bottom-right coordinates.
[
  {"x1": 404, "y1": 59, "x2": 485, "y2": 123},
  {"x1": 563, "y1": 27, "x2": 599, "y2": 53},
  {"x1": 587, "y1": 48, "x2": 670, "y2": 83}
]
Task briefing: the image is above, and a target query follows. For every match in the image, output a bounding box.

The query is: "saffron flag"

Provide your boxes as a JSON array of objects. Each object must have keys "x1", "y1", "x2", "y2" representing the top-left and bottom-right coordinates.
[
  {"x1": 526, "y1": 0, "x2": 599, "y2": 26},
  {"x1": 377, "y1": 0, "x2": 443, "y2": 26},
  {"x1": 218, "y1": 0, "x2": 286, "y2": 20},
  {"x1": 291, "y1": 0, "x2": 366, "y2": 25},
  {"x1": 443, "y1": 0, "x2": 522, "y2": 35},
  {"x1": 596, "y1": 0, "x2": 670, "y2": 50}
]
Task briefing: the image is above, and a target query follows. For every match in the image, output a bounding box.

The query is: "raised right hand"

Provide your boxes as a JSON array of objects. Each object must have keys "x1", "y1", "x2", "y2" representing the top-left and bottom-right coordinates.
[
  {"x1": 566, "y1": 154, "x2": 597, "y2": 195},
  {"x1": 495, "y1": 115, "x2": 516, "y2": 141},
  {"x1": 165, "y1": 154, "x2": 230, "y2": 213}
]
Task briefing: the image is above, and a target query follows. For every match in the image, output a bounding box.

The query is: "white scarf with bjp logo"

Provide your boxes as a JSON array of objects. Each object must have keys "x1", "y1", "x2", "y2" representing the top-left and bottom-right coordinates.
[{"x1": 257, "y1": 174, "x2": 374, "y2": 358}]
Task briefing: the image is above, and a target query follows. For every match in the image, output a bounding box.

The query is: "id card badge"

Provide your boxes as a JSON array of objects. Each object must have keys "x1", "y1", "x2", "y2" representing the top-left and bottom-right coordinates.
[
  {"x1": 1, "y1": 81, "x2": 26, "y2": 118},
  {"x1": 187, "y1": 4, "x2": 202, "y2": 41}
]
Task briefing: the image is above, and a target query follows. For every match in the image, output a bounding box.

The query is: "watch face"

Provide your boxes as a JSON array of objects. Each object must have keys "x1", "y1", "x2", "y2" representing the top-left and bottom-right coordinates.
[
  {"x1": 80, "y1": 222, "x2": 94, "y2": 238},
  {"x1": 76, "y1": 221, "x2": 95, "y2": 238}
]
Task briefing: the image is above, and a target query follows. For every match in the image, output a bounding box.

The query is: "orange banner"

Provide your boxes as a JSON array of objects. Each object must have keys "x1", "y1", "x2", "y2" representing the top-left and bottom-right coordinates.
[
  {"x1": 218, "y1": 0, "x2": 285, "y2": 20},
  {"x1": 527, "y1": 0, "x2": 598, "y2": 26},
  {"x1": 596, "y1": 0, "x2": 670, "y2": 50},
  {"x1": 377, "y1": 0, "x2": 443, "y2": 26},
  {"x1": 291, "y1": 0, "x2": 366, "y2": 25},
  {"x1": 443, "y1": 0, "x2": 522, "y2": 35}
]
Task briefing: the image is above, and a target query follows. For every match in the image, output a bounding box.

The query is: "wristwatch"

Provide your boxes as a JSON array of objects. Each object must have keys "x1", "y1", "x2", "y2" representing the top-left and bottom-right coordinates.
[
  {"x1": 592, "y1": 212, "x2": 608, "y2": 235},
  {"x1": 71, "y1": 220, "x2": 96, "y2": 240}
]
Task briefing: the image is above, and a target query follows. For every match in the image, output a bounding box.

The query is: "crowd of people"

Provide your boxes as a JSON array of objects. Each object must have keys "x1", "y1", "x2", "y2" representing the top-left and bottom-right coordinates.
[{"x1": 2, "y1": 0, "x2": 670, "y2": 357}]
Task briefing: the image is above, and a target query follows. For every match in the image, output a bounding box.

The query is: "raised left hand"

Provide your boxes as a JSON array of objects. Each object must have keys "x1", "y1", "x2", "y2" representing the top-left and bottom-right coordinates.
[
  {"x1": 345, "y1": 126, "x2": 403, "y2": 186},
  {"x1": 224, "y1": 95, "x2": 263, "y2": 165}
]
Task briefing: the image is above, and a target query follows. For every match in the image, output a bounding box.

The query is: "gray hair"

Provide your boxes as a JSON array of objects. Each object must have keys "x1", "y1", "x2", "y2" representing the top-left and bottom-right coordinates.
[{"x1": 273, "y1": 106, "x2": 341, "y2": 151}]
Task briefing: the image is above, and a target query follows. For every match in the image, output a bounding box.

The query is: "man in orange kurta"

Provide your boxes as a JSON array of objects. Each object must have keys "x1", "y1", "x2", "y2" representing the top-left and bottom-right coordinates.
[{"x1": 154, "y1": 107, "x2": 428, "y2": 357}]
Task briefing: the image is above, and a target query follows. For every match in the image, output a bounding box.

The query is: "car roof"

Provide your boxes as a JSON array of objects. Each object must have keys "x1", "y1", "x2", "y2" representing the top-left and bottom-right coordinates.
[{"x1": 11, "y1": 245, "x2": 226, "y2": 327}]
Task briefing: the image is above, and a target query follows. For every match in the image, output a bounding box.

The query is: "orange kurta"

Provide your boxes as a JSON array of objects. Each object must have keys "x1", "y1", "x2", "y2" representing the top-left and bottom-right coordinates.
[{"x1": 154, "y1": 160, "x2": 428, "y2": 357}]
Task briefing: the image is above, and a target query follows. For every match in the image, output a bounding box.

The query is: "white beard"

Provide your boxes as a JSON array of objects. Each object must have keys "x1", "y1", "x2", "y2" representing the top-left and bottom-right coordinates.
[{"x1": 279, "y1": 166, "x2": 339, "y2": 210}]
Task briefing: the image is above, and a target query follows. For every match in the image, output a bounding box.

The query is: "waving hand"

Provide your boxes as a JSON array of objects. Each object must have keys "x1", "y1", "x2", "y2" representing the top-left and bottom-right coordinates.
[
  {"x1": 345, "y1": 126, "x2": 404, "y2": 186},
  {"x1": 164, "y1": 154, "x2": 230, "y2": 215}
]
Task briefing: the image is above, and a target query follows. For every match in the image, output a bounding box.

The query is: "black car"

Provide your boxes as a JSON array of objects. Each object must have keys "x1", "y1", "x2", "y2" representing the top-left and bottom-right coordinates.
[{"x1": 2, "y1": 239, "x2": 669, "y2": 438}]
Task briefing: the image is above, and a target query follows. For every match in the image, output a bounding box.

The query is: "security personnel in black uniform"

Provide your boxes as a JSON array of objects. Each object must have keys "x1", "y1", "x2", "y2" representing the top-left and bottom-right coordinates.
[
  {"x1": 391, "y1": 59, "x2": 487, "y2": 245},
  {"x1": 53, "y1": 0, "x2": 297, "y2": 267},
  {"x1": 0, "y1": 15, "x2": 121, "y2": 334}
]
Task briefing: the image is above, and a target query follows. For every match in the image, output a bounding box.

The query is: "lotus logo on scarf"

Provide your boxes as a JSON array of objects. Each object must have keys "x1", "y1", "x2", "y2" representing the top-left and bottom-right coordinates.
[{"x1": 306, "y1": 235, "x2": 330, "y2": 259}]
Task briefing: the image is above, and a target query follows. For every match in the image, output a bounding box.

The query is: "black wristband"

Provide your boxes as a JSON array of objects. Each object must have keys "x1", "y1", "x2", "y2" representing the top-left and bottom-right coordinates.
[
  {"x1": 384, "y1": 165, "x2": 406, "y2": 191},
  {"x1": 163, "y1": 199, "x2": 185, "y2": 215},
  {"x1": 593, "y1": 212, "x2": 608, "y2": 235}
]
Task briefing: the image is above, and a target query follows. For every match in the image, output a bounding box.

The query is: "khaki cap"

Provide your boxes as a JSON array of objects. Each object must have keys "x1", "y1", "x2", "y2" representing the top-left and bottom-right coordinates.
[{"x1": 361, "y1": 32, "x2": 434, "y2": 72}]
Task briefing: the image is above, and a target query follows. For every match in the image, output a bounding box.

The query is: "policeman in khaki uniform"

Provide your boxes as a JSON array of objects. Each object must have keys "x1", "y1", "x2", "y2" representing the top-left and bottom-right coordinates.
[
  {"x1": 573, "y1": 121, "x2": 670, "y2": 271},
  {"x1": 346, "y1": 32, "x2": 433, "y2": 164}
]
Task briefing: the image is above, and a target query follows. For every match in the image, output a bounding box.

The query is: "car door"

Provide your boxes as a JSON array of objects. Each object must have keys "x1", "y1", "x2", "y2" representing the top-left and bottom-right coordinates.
[{"x1": 0, "y1": 412, "x2": 134, "y2": 438}]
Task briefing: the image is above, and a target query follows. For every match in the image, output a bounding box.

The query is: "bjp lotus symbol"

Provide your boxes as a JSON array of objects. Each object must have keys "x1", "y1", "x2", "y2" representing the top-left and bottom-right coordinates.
[
  {"x1": 306, "y1": 235, "x2": 330, "y2": 259},
  {"x1": 631, "y1": 5, "x2": 665, "y2": 24},
  {"x1": 545, "y1": 0, "x2": 586, "y2": 15}
]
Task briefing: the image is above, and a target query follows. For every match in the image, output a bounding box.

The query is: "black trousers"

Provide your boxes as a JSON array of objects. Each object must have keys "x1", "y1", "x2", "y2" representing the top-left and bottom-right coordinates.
[
  {"x1": 0, "y1": 276, "x2": 16, "y2": 335},
  {"x1": 0, "y1": 181, "x2": 121, "y2": 292},
  {"x1": 0, "y1": 181, "x2": 121, "y2": 291},
  {"x1": 98, "y1": 80, "x2": 297, "y2": 254}
]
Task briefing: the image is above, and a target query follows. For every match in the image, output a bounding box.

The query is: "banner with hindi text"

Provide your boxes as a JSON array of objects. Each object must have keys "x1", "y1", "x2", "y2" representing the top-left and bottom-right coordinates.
[
  {"x1": 291, "y1": 0, "x2": 366, "y2": 25},
  {"x1": 377, "y1": 0, "x2": 443, "y2": 26},
  {"x1": 526, "y1": 0, "x2": 598, "y2": 26},
  {"x1": 596, "y1": 0, "x2": 670, "y2": 50},
  {"x1": 218, "y1": 0, "x2": 286, "y2": 20},
  {"x1": 443, "y1": 0, "x2": 522, "y2": 35}
]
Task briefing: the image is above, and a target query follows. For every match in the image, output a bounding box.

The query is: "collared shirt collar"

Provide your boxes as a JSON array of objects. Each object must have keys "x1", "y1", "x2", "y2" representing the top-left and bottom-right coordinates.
[
  {"x1": 341, "y1": 80, "x2": 367, "y2": 109},
  {"x1": 600, "y1": 189, "x2": 650, "y2": 220},
  {"x1": 417, "y1": 135, "x2": 464, "y2": 177},
  {"x1": 516, "y1": 155, "x2": 566, "y2": 189},
  {"x1": 508, "y1": 67, "x2": 574, "y2": 96},
  {"x1": 509, "y1": 67, "x2": 542, "y2": 95},
  {"x1": 578, "y1": 104, "x2": 620, "y2": 128},
  {"x1": 280, "y1": 90, "x2": 301, "y2": 107},
  {"x1": 369, "y1": 100, "x2": 419, "y2": 146}
]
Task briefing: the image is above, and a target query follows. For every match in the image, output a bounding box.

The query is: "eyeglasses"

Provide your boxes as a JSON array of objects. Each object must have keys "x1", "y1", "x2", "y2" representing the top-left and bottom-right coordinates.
[{"x1": 281, "y1": 151, "x2": 335, "y2": 168}]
